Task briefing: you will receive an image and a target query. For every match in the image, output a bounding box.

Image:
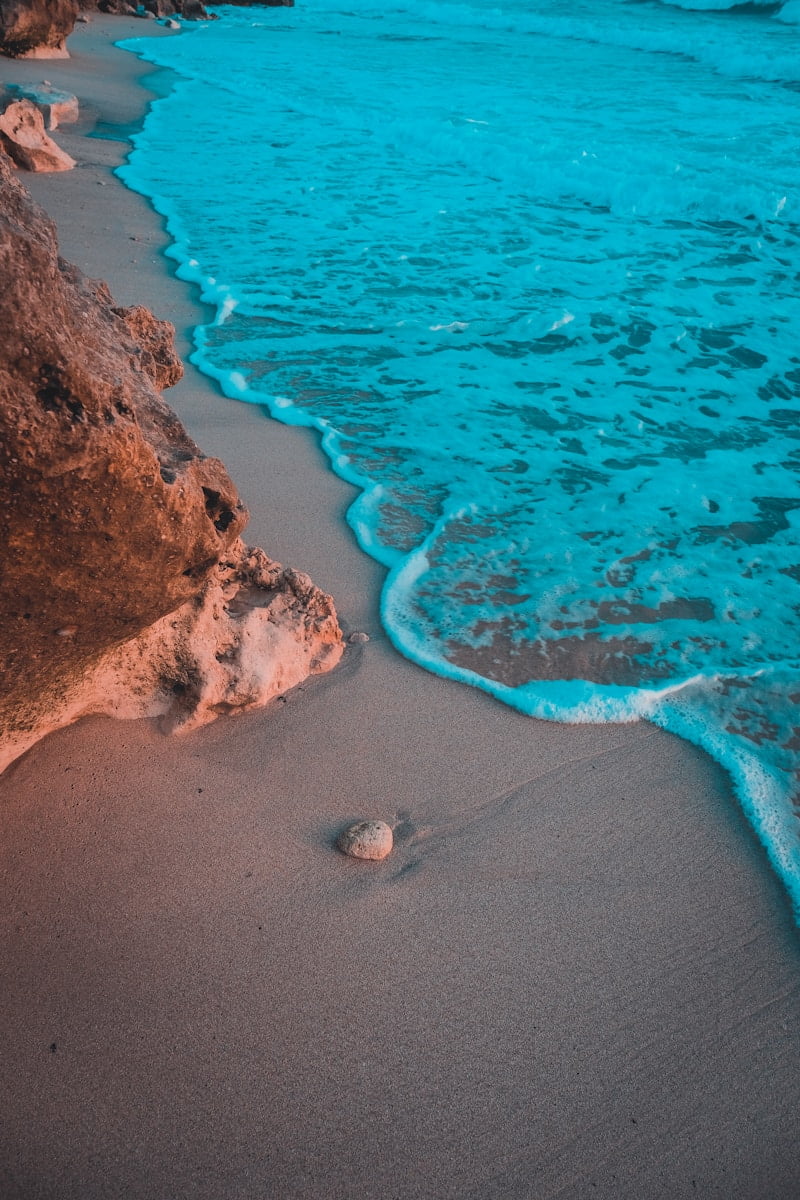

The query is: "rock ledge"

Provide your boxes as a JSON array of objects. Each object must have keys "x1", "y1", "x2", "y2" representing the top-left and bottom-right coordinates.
[{"x1": 0, "y1": 149, "x2": 343, "y2": 772}]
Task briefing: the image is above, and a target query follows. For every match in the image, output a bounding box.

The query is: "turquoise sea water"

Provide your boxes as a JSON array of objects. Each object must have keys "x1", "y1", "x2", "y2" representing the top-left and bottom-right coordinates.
[{"x1": 118, "y1": 0, "x2": 800, "y2": 915}]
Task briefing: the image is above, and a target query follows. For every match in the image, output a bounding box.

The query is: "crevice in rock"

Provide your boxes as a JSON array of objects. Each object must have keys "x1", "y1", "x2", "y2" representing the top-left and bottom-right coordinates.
[
  {"x1": 36, "y1": 363, "x2": 84, "y2": 421},
  {"x1": 202, "y1": 486, "x2": 237, "y2": 534}
]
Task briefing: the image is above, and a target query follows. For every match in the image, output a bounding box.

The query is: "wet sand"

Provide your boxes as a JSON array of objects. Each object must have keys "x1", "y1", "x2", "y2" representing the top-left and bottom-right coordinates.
[{"x1": 1, "y1": 17, "x2": 799, "y2": 1199}]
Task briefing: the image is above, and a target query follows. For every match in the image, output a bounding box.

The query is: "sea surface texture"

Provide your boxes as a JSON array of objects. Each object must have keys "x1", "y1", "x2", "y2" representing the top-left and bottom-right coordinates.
[{"x1": 119, "y1": 0, "x2": 800, "y2": 913}]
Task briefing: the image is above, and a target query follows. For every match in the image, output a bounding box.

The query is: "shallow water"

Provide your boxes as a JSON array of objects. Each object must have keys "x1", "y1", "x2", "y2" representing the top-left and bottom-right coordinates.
[{"x1": 118, "y1": 0, "x2": 800, "y2": 915}]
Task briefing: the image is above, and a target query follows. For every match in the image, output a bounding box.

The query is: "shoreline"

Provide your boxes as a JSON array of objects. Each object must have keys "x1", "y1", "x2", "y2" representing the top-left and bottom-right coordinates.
[{"x1": 2, "y1": 16, "x2": 800, "y2": 1198}]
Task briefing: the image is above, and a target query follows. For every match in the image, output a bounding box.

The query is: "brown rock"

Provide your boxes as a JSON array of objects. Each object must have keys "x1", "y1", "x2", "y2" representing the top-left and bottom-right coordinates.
[
  {"x1": 78, "y1": 0, "x2": 293, "y2": 19},
  {"x1": 112, "y1": 303, "x2": 184, "y2": 390},
  {"x1": 0, "y1": 538, "x2": 343, "y2": 769},
  {"x1": 336, "y1": 821, "x2": 394, "y2": 861},
  {"x1": 141, "y1": 0, "x2": 191, "y2": 16},
  {"x1": 0, "y1": 0, "x2": 78, "y2": 58},
  {"x1": 80, "y1": 0, "x2": 210, "y2": 17},
  {"x1": 213, "y1": 1, "x2": 293, "y2": 6},
  {"x1": 0, "y1": 151, "x2": 343, "y2": 771},
  {"x1": 4, "y1": 82, "x2": 80, "y2": 130},
  {"x1": 95, "y1": 542, "x2": 343, "y2": 737},
  {"x1": 0, "y1": 99, "x2": 75, "y2": 171}
]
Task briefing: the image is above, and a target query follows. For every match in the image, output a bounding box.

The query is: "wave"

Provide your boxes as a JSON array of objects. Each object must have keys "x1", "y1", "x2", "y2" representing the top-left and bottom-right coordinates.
[
  {"x1": 652, "y1": 0, "x2": 783, "y2": 11},
  {"x1": 255, "y1": 0, "x2": 800, "y2": 85}
]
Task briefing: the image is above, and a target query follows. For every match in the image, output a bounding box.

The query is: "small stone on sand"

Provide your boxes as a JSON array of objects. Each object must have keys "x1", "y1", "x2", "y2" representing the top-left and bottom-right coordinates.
[
  {"x1": 337, "y1": 819, "x2": 393, "y2": 861},
  {"x1": 347, "y1": 631, "x2": 370, "y2": 644}
]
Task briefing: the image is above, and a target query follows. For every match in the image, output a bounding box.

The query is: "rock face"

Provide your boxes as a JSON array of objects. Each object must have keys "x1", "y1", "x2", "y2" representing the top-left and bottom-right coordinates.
[
  {"x1": 78, "y1": 0, "x2": 293, "y2": 17},
  {"x1": 0, "y1": 1, "x2": 78, "y2": 57},
  {"x1": 92, "y1": 544, "x2": 343, "y2": 735},
  {"x1": 0, "y1": 149, "x2": 343, "y2": 772},
  {"x1": 112, "y1": 303, "x2": 184, "y2": 390},
  {"x1": 0, "y1": 98, "x2": 75, "y2": 171},
  {"x1": 0, "y1": 0, "x2": 296, "y2": 58}
]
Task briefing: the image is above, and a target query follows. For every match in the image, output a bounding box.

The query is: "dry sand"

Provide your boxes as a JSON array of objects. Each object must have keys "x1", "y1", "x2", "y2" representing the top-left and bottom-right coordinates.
[{"x1": 1, "y1": 17, "x2": 799, "y2": 1199}]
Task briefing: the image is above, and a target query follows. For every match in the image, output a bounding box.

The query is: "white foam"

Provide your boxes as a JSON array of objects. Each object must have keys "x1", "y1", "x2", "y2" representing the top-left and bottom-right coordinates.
[
  {"x1": 226, "y1": 370, "x2": 248, "y2": 397},
  {"x1": 215, "y1": 294, "x2": 238, "y2": 325},
  {"x1": 548, "y1": 311, "x2": 575, "y2": 333}
]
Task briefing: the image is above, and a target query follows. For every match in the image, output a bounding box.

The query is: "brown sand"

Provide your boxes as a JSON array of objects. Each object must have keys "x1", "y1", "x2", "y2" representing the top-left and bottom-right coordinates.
[{"x1": 1, "y1": 18, "x2": 799, "y2": 1199}]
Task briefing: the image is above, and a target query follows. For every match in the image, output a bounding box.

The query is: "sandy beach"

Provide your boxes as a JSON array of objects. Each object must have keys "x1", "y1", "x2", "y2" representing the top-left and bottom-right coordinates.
[{"x1": 1, "y1": 16, "x2": 800, "y2": 1198}]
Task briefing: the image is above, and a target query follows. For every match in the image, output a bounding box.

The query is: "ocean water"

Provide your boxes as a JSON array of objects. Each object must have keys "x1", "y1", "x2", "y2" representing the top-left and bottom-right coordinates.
[{"x1": 118, "y1": 0, "x2": 800, "y2": 916}]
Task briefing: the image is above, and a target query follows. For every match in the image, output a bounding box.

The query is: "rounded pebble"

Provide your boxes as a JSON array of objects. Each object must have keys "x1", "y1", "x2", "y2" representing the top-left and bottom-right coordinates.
[
  {"x1": 347, "y1": 631, "x2": 370, "y2": 645},
  {"x1": 336, "y1": 819, "x2": 393, "y2": 861}
]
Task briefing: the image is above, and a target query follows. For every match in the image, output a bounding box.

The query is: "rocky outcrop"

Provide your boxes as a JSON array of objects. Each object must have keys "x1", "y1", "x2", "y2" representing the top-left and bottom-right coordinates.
[
  {"x1": 111, "y1": 303, "x2": 184, "y2": 389},
  {"x1": 214, "y1": 1, "x2": 294, "y2": 7},
  {"x1": 0, "y1": 0, "x2": 295, "y2": 52},
  {"x1": 1, "y1": 538, "x2": 343, "y2": 770},
  {"x1": 4, "y1": 82, "x2": 79, "y2": 130},
  {"x1": 88, "y1": 543, "x2": 342, "y2": 734},
  {"x1": 0, "y1": 97, "x2": 75, "y2": 171},
  {"x1": 0, "y1": 149, "x2": 343, "y2": 772},
  {"x1": 78, "y1": 0, "x2": 293, "y2": 18},
  {"x1": 79, "y1": 1, "x2": 208, "y2": 16},
  {"x1": 0, "y1": 1, "x2": 78, "y2": 57}
]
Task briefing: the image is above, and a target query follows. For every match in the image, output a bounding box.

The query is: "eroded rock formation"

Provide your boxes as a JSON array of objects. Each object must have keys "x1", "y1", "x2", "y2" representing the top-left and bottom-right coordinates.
[
  {"x1": 0, "y1": 97, "x2": 75, "y2": 171},
  {"x1": 0, "y1": 149, "x2": 342, "y2": 772},
  {"x1": 4, "y1": 82, "x2": 79, "y2": 130},
  {"x1": 0, "y1": 0, "x2": 78, "y2": 57},
  {"x1": 214, "y1": 1, "x2": 294, "y2": 7},
  {"x1": 0, "y1": 0, "x2": 296, "y2": 56},
  {"x1": 78, "y1": 0, "x2": 293, "y2": 19},
  {"x1": 78, "y1": 1, "x2": 208, "y2": 16},
  {"x1": 91, "y1": 545, "x2": 343, "y2": 735}
]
